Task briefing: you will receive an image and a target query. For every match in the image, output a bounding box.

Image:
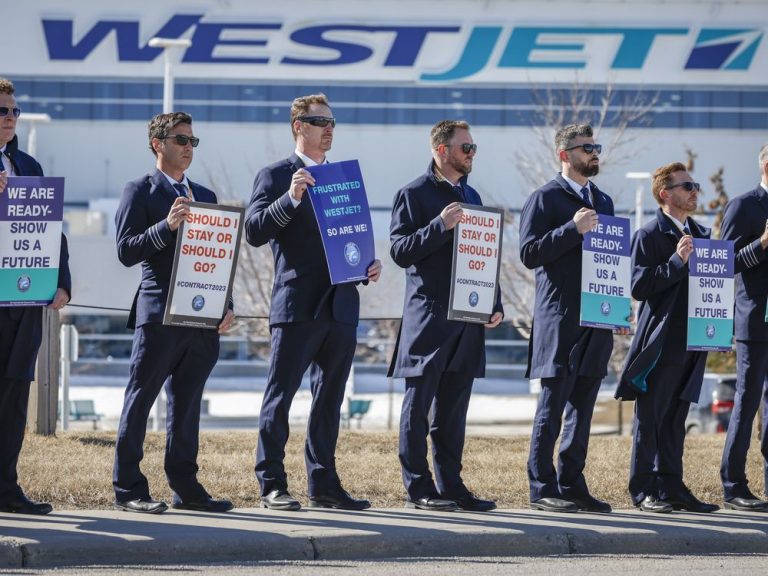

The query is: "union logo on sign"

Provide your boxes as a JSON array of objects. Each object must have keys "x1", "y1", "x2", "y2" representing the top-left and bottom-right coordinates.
[
  {"x1": 17, "y1": 276, "x2": 31, "y2": 293},
  {"x1": 344, "y1": 242, "x2": 361, "y2": 266},
  {"x1": 600, "y1": 301, "x2": 611, "y2": 316},
  {"x1": 192, "y1": 295, "x2": 205, "y2": 311},
  {"x1": 706, "y1": 324, "x2": 716, "y2": 339}
]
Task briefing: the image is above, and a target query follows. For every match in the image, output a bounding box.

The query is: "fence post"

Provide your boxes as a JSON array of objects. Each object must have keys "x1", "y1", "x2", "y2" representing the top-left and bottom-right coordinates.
[
  {"x1": 617, "y1": 400, "x2": 624, "y2": 436},
  {"x1": 60, "y1": 324, "x2": 79, "y2": 431},
  {"x1": 28, "y1": 308, "x2": 61, "y2": 435}
]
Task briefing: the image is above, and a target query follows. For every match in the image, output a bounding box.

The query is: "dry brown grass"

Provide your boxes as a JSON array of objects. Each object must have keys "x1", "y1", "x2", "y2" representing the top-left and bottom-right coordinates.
[{"x1": 16, "y1": 430, "x2": 766, "y2": 510}]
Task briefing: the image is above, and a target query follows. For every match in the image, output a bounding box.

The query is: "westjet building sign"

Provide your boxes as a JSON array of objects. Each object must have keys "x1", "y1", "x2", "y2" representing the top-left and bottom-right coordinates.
[
  {"x1": 39, "y1": 18, "x2": 763, "y2": 81},
  {"x1": 4, "y1": 1, "x2": 766, "y2": 86}
]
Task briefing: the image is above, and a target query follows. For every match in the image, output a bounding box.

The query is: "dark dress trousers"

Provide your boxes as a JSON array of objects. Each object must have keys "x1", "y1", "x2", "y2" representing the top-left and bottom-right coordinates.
[
  {"x1": 617, "y1": 209, "x2": 709, "y2": 504},
  {"x1": 519, "y1": 173, "x2": 614, "y2": 502},
  {"x1": 245, "y1": 154, "x2": 363, "y2": 497},
  {"x1": 0, "y1": 136, "x2": 71, "y2": 505},
  {"x1": 388, "y1": 162, "x2": 503, "y2": 501},
  {"x1": 719, "y1": 185, "x2": 768, "y2": 500},
  {"x1": 112, "y1": 169, "x2": 220, "y2": 505}
]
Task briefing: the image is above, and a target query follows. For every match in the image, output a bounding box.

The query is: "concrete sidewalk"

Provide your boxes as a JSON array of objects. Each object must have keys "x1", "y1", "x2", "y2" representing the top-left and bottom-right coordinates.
[{"x1": 2, "y1": 507, "x2": 768, "y2": 568}]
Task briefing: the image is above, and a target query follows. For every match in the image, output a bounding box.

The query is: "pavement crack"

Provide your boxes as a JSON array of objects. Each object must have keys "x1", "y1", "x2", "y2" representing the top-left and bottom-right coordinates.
[
  {"x1": 308, "y1": 536, "x2": 320, "y2": 560},
  {"x1": 20, "y1": 543, "x2": 31, "y2": 567},
  {"x1": 566, "y1": 533, "x2": 577, "y2": 554}
]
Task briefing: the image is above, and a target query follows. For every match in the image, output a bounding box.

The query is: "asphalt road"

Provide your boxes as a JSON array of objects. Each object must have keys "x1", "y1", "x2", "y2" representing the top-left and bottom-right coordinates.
[{"x1": 3, "y1": 555, "x2": 767, "y2": 576}]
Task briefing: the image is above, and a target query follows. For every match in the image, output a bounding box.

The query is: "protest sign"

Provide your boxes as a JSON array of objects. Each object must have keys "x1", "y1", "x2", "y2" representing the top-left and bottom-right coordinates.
[
  {"x1": 0, "y1": 176, "x2": 64, "y2": 306},
  {"x1": 687, "y1": 238, "x2": 734, "y2": 351},
  {"x1": 580, "y1": 214, "x2": 631, "y2": 329},
  {"x1": 447, "y1": 204, "x2": 503, "y2": 323},
  {"x1": 164, "y1": 202, "x2": 244, "y2": 328},
  {"x1": 306, "y1": 160, "x2": 375, "y2": 284}
]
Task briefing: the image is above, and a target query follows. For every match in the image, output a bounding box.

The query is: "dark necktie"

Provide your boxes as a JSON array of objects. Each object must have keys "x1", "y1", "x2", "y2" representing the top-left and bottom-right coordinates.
[
  {"x1": 580, "y1": 185, "x2": 591, "y2": 207},
  {"x1": 0, "y1": 153, "x2": 5, "y2": 172},
  {"x1": 173, "y1": 182, "x2": 188, "y2": 198},
  {"x1": 683, "y1": 225, "x2": 691, "y2": 236},
  {"x1": 453, "y1": 184, "x2": 466, "y2": 203}
]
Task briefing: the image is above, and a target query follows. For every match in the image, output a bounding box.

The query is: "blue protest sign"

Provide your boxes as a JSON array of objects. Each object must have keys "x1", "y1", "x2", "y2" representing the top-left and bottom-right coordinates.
[
  {"x1": 580, "y1": 214, "x2": 632, "y2": 329},
  {"x1": 687, "y1": 238, "x2": 734, "y2": 351},
  {"x1": 306, "y1": 160, "x2": 375, "y2": 284},
  {"x1": 0, "y1": 176, "x2": 65, "y2": 306}
]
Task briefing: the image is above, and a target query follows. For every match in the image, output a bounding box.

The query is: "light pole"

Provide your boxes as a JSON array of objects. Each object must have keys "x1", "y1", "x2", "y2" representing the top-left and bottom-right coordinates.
[
  {"x1": 18, "y1": 112, "x2": 51, "y2": 158},
  {"x1": 148, "y1": 37, "x2": 192, "y2": 114},
  {"x1": 626, "y1": 171, "x2": 651, "y2": 232},
  {"x1": 147, "y1": 37, "x2": 191, "y2": 431}
]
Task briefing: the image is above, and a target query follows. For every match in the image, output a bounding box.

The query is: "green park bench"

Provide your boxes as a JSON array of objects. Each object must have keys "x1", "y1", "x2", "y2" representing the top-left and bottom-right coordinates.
[
  {"x1": 345, "y1": 398, "x2": 372, "y2": 429},
  {"x1": 69, "y1": 400, "x2": 102, "y2": 429}
]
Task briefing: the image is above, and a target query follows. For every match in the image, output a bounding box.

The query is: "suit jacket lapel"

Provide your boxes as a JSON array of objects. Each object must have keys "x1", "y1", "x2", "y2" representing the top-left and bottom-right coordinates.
[
  {"x1": 555, "y1": 173, "x2": 581, "y2": 203},
  {"x1": 288, "y1": 153, "x2": 305, "y2": 172},
  {"x1": 755, "y1": 186, "x2": 768, "y2": 220},
  {"x1": 656, "y1": 209, "x2": 682, "y2": 247},
  {"x1": 151, "y1": 169, "x2": 178, "y2": 204},
  {"x1": 590, "y1": 181, "x2": 609, "y2": 212},
  {"x1": 287, "y1": 154, "x2": 319, "y2": 230}
]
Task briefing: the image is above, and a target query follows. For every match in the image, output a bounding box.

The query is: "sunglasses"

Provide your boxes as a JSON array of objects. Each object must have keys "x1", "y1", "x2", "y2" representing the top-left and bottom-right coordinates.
[
  {"x1": 0, "y1": 107, "x2": 21, "y2": 118},
  {"x1": 564, "y1": 143, "x2": 602, "y2": 155},
  {"x1": 159, "y1": 134, "x2": 200, "y2": 147},
  {"x1": 448, "y1": 143, "x2": 478, "y2": 154},
  {"x1": 297, "y1": 115, "x2": 336, "y2": 128},
  {"x1": 666, "y1": 181, "x2": 701, "y2": 192}
]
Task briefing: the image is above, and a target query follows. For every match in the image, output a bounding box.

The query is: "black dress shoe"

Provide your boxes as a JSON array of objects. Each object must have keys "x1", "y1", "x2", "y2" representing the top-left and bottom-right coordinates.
[
  {"x1": 637, "y1": 495, "x2": 673, "y2": 513},
  {"x1": 566, "y1": 494, "x2": 612, "y2": 513},
  {"x1": 114, "y1": 498, "x2": 168, "y2": 514},
  {"x1": 663, "y1": 489, "x2": 719, "y2": 513},
  {"x1": 405, "y1": 495, "x2": 459, "y2": 511},
  {"x1": 724, "y1": 496, "x2": 768, "y2": 512},
  {"x1": 309, "y1": 488, "x2": 371, "y2": 511},
  {"x1": 261, "y1": 489, "x2": 301, "y2": 511},
  {"x1": 448, "y1": 492, "x2": 497, "y2": 512},
  {"x1": 0, "y1": 494, "x2": 53, "y2": 515},
  {"x1": 530, "y1": 497, "x2": 578, "y2": 513},
  {"x1": 172, "y1": 496, "x2": 234, "y2": 512}
]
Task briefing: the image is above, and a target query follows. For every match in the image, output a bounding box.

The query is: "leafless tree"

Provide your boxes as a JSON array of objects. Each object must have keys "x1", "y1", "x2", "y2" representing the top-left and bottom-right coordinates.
[
  {"x1": 513, "y1": 80, "x2": 658, "y2": 192},
  {"x1": 204, "y1": 166, "x2": 274, "y2": 360}
]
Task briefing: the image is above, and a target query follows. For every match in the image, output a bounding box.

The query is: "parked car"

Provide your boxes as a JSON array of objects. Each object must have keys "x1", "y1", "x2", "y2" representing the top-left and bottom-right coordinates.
[{"x1": 686, "y1": 373, "x2": 737, "y2": 434}]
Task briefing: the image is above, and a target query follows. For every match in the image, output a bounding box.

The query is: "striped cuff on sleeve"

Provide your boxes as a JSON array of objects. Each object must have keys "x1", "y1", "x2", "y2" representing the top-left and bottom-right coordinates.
[
  {"x1": 739, "y1": 240, "x2": 761, "y2": 268},
  {"x1": 147, "y1": 222, "x2": 167, "y2": 250},
  {"x1": 267, "y1": 193, "x2": 294, "y2": 228}
]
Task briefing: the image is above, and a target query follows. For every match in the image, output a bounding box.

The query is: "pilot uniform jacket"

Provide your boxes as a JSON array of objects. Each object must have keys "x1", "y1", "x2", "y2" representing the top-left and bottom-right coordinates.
[
  {"x1": 616, "y1": 209, "x2": 710, "y2": 403},
  {"x1": 719, "y1": 184, "x2": 768, "y2": 501},
  {"x1": 519, "y1": 173, "x2": 614, "y2": 380},
  {"x1": 245, "y1": 154, "x2": 361, "y2": 327},
  {"x1": 1, "y1": 135, "x2": 71, "y2": 382},
  {"x1": 115, "y1": 169, "x2": 217, "y2": 328},
  {"x1": 721, "y1": 185, "x2": 768, "y2": 341},
  {"x1": 388, "y1": 162, "x2": 503, "y2": 379}
]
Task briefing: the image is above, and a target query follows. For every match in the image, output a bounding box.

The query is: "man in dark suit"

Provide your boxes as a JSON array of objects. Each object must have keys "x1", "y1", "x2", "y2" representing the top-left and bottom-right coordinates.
[
  {"x1": 0, "y1": 77, "x2": 70, "y2": 515},
  {"x1": 617, "y1": 162, "x2": 718, "y2": 514},
  {"x1": 245, "y1": 94, "x2": 382, "y2": 511},
  {"x1": 113, "y1": 112, "x2": 235, "y2": 514},
  {"x1": 519, "y1": 123, "x2": 620, "y2": 513},
  {"x1": 719, "y1": 143, "x2": 768, "y2": 512},
  {"x1": 389, "y1": 120, "x2": 503, "y2": 512}
]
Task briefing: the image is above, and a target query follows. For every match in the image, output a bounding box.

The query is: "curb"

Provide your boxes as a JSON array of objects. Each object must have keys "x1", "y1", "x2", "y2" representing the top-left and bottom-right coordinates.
[
  {"x1": 17, "y1": 533, "x2": 315, "y2": 568},
  {"x1": 2, "y1": 508, "x2": 768, "y2": 568},
  {"x1": 0, "y1": 539, "x2": 24, "y2": 568}
]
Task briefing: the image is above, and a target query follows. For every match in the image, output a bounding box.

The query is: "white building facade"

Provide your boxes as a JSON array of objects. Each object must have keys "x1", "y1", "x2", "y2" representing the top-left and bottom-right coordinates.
[{"x1": 4, "y1": 0, "x2": 767, "y2": 314}]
